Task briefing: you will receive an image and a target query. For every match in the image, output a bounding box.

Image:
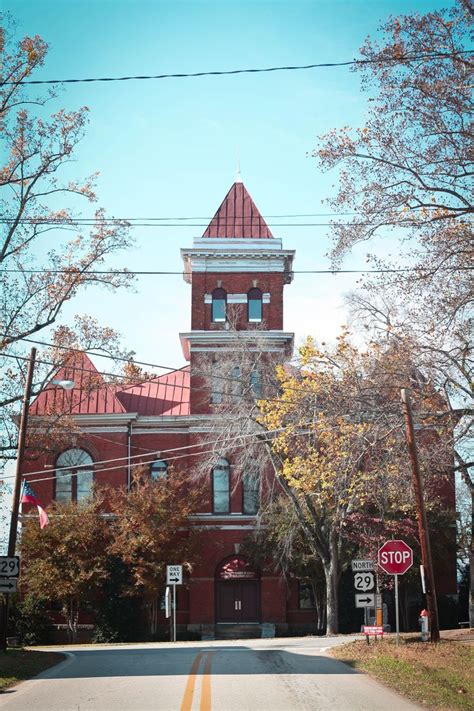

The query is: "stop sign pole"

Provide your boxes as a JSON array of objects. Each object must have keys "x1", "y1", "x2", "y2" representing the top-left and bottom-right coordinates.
[{"x1": 378, "y1": 540, "x2": 413, "y2": 646}]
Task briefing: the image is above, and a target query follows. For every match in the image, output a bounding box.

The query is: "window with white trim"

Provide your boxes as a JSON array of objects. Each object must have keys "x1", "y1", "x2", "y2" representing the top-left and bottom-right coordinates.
[
  {"x1": 212, "y1": 288, "x2": 227, "y2": 322},
  {"x1": 212, "y1": 458, "x2": 230, "y2": 513},
  {"x1": 55, "y1": 448, "x2": 93, "y2": 503},
  {"x1": 150, "y1": 460, "x2": 168, "y2": 480},
  {"x1": 247, "y1": 288, "x2": 262, "y2": 322}
]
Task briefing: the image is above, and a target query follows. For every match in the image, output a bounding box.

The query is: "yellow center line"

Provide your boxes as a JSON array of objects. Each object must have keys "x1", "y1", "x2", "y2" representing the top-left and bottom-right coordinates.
[
  {"x1": 200, "y1": 652, "x2": 213, "y2": 711},
  {"x1": 180, "y1": 651, "x2": 204, "y2": 711}
]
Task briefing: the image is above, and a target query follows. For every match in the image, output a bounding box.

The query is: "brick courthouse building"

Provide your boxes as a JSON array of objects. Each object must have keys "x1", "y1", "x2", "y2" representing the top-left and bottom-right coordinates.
[
  {"x1": 23, "y1": 178, "x2": 322, "y2": 639},
  {"x1": 23, "y1": 178, "x2": 457, "y2": 638}
]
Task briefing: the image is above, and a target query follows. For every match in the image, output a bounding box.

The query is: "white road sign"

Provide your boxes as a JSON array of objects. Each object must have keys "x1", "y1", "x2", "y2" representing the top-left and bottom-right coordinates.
[
  {"x1": 166, "y1": 565, "x2": 183, "y2": 585},
  {"x1": 355, "y1": 593, "x2": 375, "y2": 608},
  {"x1": 0, "y1": 579, "x2": 17, "y2": 594},
  {"x1": 165, "y1": 587, "x2": 171, "y2": 618},
  {"x1": 351, "y1": 559, "x2": 374, "y2": 572},
  {"x1": 353, "y1": 572, "x2": 375, "y2": 592},
  {"x1": 0, "y1": 556, "x2": 20, "y2": 578}
]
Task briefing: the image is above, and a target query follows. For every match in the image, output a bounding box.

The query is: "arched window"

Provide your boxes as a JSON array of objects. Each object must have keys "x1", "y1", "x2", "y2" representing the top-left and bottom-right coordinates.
[
  {"x1": 55, "y1": 448, "x2": 93, "y2": 503},
  {"x1": 150, "y1": 460, "x2": 168, "y2": 481},
  {"x1": 212, "y1": 458, "x2": 230, "y2": 513},
  {"x1": 212, "y1": 288, "x2": 227, "y2": 322},
  {"x1": 243, "y1": 471, "x2": 260, "y2": 514},
  {"x1": 247, "y1": 288, "x2": 262, "y2": 322}
]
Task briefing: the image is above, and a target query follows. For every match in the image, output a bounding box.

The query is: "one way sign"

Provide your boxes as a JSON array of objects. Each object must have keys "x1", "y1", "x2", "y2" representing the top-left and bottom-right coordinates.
[
  {"x1": 166, "y1": 565, "x2": 182, "y2": 585},
  {"x1": 355, "y1": 593, "x2": 375, "y2": 608},
  {"x1": 0, "y1": 579, "x2": 17, "y2": 594}
]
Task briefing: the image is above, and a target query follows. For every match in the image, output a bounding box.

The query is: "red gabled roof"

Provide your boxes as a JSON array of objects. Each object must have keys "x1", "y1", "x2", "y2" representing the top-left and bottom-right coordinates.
[
  {"x1": 202, "y1": 181, "x2": 273, "y2": 239},
  {"x1": 29, "y1": 354, "x2": 190, "y2": 418},
  {"x1": 29, "y1": 352, "x2": 127, "y2": 416},
  {"x1": 116, "y1": 367, "x2": 190, "y2": 416}
]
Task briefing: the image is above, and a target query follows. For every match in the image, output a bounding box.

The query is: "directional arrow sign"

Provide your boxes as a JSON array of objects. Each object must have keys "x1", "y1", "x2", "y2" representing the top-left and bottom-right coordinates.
[
  {"x1": 355, "y1": 593, "x2": 375, "y2": 608},
  {"x1": 0, "y1": 579, "x2": 17, "y2": 594},
  {"x1": 166, "y1": 565, "x2": 183, "y2": 586}
]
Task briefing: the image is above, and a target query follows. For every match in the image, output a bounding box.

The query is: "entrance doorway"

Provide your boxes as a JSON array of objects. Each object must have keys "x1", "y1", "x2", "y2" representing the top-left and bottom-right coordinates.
[
  {"x1": 215, "y1": 556, "x2": 260, "y2": 624},
  {"x1": 216, "y1": 580, "x2": 260, "y2": 623}
]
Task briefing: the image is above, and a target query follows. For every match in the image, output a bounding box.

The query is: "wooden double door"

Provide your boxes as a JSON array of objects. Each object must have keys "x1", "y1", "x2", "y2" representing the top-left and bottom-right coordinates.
[{"x1": 216, "y1": 580, "x2": 260, "y2": 623}]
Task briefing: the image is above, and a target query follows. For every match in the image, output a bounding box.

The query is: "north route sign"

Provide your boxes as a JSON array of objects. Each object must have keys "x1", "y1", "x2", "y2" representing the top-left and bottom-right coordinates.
[
  {"x1": 378, "y1": 540, "x2": 413, "y2": 575},
  {"x1": 166, "y1": 565, "x2": 183, "y2": 585},
  {"x1": 351, "y1": 559, "x2": 374, "y2": 572}
]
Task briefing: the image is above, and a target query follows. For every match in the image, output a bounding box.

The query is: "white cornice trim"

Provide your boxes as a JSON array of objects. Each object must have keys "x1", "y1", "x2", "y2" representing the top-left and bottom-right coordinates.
[
  {"x1": 179, "y1": 330, "x2": 294, "y2": 360},
  {"x1": 181, "y1": 247, "x2": 295, "y2": 284},
  {"x1": 192, "y1": 238, "x2": 284, "y2": 250}
]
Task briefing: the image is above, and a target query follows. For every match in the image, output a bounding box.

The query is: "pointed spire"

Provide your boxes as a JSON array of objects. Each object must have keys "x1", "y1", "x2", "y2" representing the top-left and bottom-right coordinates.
[
  {"x1": 236, "y1": 150, "x2": 242, "y2": 183},
  {"x1": 203, "y1": 181, "x2": 273, "y2": 239}
]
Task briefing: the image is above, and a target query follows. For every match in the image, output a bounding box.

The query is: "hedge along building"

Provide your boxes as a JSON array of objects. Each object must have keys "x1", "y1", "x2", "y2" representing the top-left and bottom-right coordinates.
[{"x1": 22, "y1": 178, "x2": 320, "y2": 640}]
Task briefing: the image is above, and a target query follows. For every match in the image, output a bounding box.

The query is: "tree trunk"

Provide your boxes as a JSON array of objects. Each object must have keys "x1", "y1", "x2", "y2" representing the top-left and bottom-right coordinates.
[
  {"x1": 470, "y1": 485, "x2": 474, "y2": 629},
  {"x1": 146, "y1": 596, "x2": 159, "y2": 636},
  {"x1": 63, "y1": 598, "x2": 79, "y2": 644},
  {"x1": 324, "y1": 531, "x2": 339, "y2": 635}
]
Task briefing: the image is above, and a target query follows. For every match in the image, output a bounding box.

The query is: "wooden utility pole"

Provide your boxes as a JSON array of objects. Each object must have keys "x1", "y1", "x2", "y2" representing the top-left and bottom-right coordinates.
[
  {"x1": 1, "y1": 347, "x2": 36, "y2": 654},
  {"x1": 8, "y1": 347, "x2": 36, "y2": 556},
  {"x1": 400, "y1": 388, "x2": 440, "y2": 642}
]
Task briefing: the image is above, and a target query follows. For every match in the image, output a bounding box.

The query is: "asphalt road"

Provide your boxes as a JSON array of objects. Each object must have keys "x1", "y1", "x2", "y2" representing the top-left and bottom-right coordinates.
[{"x1": 0, "y1": 637, "x2": 420, "y2": 711}]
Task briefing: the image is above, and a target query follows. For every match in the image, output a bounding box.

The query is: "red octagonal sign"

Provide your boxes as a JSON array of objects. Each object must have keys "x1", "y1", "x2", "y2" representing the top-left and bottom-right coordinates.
[{"x1": 378, "y1": 540, "x2": 413, "y2": 575}]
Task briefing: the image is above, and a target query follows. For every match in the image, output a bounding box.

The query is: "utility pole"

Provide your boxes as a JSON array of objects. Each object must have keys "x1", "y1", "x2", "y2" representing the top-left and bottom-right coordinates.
[
  {"x1": 1, "y1": 347, "x2": 36, "y2": 653},
  {"x1": 9, "y1": 347, "x2": 36, "y2": 556},
  {"x1": 400, "y1": 388, "x2": 440, "y2": 642}
]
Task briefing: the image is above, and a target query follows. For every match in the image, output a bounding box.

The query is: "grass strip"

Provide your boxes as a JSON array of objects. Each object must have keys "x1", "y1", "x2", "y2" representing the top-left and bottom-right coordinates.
[
  {"x1": 331, "y1": 637, "x2": 473, "y2": 710},
  {"x1": 0, "y1": 649, "x2": 65, "y2": 692}
]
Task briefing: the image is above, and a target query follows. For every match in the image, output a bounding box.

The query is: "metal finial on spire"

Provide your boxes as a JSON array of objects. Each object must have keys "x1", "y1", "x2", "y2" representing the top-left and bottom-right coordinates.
[{"x1": 236, "y1": 149, "x2": 242, "y2": 183}]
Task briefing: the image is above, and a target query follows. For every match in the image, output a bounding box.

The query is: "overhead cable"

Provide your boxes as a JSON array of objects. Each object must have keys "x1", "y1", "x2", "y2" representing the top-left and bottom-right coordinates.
[{"x1": 3, "y1": 50, "x2": 472, "y2": 86}]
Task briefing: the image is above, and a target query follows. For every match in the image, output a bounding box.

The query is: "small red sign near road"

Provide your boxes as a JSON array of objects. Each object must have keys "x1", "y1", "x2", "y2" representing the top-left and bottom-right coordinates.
[
  {"x1": 378, "y1": 540, "x2": 413, "y2": 575},
  {"x1": 362, "y1": 625, "x2": 384, "y2": 636}
]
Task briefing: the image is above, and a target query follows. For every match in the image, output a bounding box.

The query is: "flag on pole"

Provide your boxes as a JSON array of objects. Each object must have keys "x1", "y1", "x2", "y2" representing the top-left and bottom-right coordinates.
[{"x1": 20, "y1": 481, "x2": 49, "y2": 529}]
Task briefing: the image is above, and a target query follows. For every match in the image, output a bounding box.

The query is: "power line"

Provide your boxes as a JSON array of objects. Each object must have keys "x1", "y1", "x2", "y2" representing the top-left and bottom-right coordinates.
[
  {"x1": 3, "y1": 50, "x2": 472, "y2": 86},
  {"x1": 1, "y1": 267, "x2": 471, "y2": 276}
]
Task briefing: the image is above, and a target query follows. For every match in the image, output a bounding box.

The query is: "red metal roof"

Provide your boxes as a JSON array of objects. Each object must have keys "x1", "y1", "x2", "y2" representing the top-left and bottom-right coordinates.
[
  {"x1": 116, "y1": 367, "x2": 190, "y2": 416},
  {"x1": 29, "y1": 354, "x2": 190, "y2": 418},
  {"x1": 202, "y1": 181, "x2": 273, "y2": 239}
]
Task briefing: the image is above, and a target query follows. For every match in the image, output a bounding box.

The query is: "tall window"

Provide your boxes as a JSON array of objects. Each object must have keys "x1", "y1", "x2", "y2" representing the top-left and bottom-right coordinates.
[
  {"x1": 211, "y1": 361, "x2": 223, "y2": 404},
  {"x1": 212, "y1": 458, "x2": 230, "y2": 513},
  {"x1": 250, "y1": 369, "x2": 262, "y2": 398},
  {"x1": 212, "y1": 288, "x2": 227, "y2": 322},
  {"x1": 55, "y1": 448, "x2": 93, "y2": 503},
  {"x1": 243, "y1": 471, "x2": 259, "y2": 514},
  {"x1": 247, "y1": 288, "x2": 262, "y2": 322},
  {"x1": 231, "y1": 366, "x2": 242, "y2": 404},
  {"x1": 150, "y1": 460, "x2": 168, "y2": 480},
  {"x1": 299, "y1": 582, "x2": 316, "y2": 609}
]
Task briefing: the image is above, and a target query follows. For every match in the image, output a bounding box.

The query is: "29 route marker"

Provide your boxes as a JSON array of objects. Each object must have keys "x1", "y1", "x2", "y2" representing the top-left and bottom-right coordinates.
[{"x1": 0, "y1": 556, "x2": 20, "y2": 578}]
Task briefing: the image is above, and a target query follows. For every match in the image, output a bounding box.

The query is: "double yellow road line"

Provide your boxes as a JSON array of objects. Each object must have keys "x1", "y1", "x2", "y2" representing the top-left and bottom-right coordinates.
[{"x1": 180, "y1": 651, "x2": 214, "y2": 711}]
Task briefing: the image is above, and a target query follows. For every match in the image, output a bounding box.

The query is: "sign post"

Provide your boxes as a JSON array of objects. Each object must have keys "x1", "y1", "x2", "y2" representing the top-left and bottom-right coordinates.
[
  {"x1": 378, "y1": 540, "x2": 413, "y2": 645},
  {"x1": 166, "y1": 565, "x2": 182, "y2": 643}
]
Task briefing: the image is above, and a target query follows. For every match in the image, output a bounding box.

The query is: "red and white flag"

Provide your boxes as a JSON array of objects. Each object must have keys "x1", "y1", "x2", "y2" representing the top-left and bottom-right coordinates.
[{"x1": 21, "y1": 481, "x2": 49, "y2": 529}]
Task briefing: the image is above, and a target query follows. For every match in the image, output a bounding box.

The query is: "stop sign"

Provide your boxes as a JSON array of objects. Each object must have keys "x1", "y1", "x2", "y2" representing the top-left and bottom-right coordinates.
[{"x1": 378, "y1": 540, "x2": 413, "y2": 575}]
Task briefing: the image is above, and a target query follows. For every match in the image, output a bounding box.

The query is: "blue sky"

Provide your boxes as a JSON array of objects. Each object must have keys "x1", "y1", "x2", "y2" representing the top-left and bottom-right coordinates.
[{"x1": 4, "y1": 0, "x2": 450, "y2": 372}]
